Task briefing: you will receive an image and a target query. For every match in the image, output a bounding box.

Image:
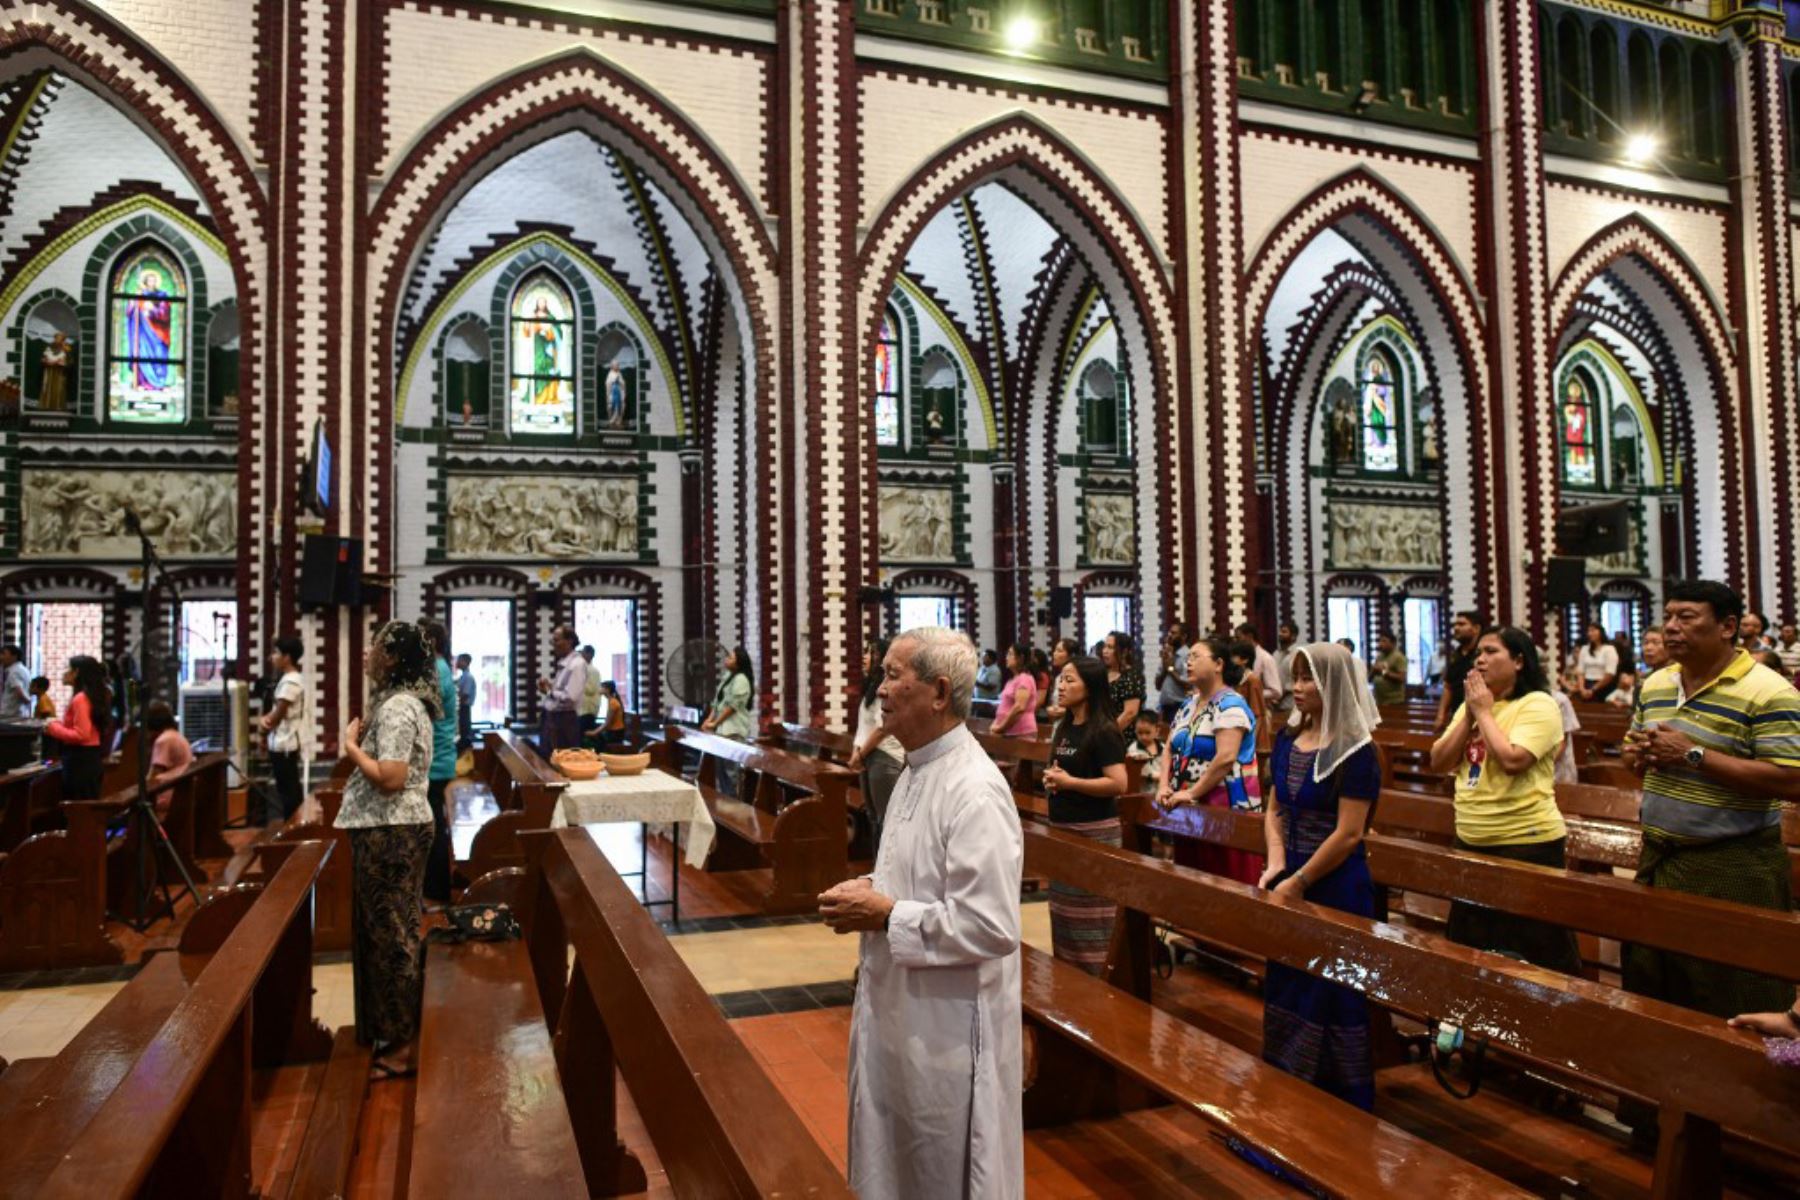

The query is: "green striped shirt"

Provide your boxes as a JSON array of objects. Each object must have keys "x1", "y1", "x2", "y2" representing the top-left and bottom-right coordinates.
[{"x1": 1634, "y1": 650, "x2": 1800, "y2": 843}]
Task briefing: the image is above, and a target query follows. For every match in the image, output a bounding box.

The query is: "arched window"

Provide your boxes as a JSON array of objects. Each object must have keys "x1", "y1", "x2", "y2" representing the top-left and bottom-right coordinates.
[
  {"x1": 1589, "y1": 22, "x2": 1620, "y2": 144},
  {"x1": 1561, "y1": 371, "x2": 1599, "y2": 487},
  {"x1": 1080, "y1": 360, "x2": 1121, "y2": 455},
  {"x1": 874, "y1": 309, "x2": 901, "y2": 447},
  {"x1": 1435, "y1": 0, "x2": 1464, "y2": 114},
  {"x1": 1359, "y1": 349, "x2": 1400, "y2": 472},
  {"x1": 1610, "y1": 404, "x2": 1644, "y2": 490},
  {"x1": 508, "y1": 270, "x2": 576, "y2": 435},
  {"x1": 107, "y1": 242, "x2": 187, "y2": 423}
]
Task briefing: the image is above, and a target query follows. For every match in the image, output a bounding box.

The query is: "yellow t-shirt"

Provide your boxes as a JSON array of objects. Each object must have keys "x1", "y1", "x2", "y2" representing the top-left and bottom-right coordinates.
[{"x1": 1437, "y1": 691, "x2": 1567, "y2": 847}]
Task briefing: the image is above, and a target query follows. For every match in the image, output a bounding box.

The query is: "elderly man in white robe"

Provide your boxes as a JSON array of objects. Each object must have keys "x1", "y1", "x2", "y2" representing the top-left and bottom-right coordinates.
[{"x1": 819, "y1": 627, "x2": 1024, "y2": 1199}]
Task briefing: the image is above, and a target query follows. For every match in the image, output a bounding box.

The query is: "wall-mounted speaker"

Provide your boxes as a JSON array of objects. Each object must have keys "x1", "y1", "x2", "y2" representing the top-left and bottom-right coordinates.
[
  {"x1": 1050, "y1": 587, "x2": 1074, "y2": 619},
  {"x1": 1545, "y1": 556, "x2": 1587, "y2": 606},
  {"x1": 299, "y1": 535, "x2": 363, "y2": 608}
]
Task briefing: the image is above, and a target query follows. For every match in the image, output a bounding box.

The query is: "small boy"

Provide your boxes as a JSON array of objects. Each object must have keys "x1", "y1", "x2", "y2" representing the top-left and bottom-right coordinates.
[
  {"x1": 1606, "y1": 669, "x2": 1638, "y2": 709},
  {"x1": 29, "y1": 676, "x2": 53, "y2": 719},
  {"x1": 1126, "y1": 711, "x2": 1164, "y2": 790}
]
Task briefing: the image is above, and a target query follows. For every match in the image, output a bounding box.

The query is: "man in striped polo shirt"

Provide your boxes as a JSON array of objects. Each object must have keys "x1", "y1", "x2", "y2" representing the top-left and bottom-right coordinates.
[{"x1": 1623, "y1": 579, "x2": 1800, "y2": 1020}]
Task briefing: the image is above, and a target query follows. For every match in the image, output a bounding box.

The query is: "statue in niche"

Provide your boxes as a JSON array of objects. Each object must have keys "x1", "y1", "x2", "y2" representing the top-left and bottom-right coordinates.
[
  {"x1": 22, "y1": 469, "x2": 235, "y2": 557},
  {"x1": 878, "y1": 485, "x2": 953, "y2": 561},
  {"x1": 925, "y1": 406, "x2": 945, "y2": 442},
  {"x1": 447, "y1": 475, "x2": 638, "y2": 559},
  {"x1": 1085, "y1": 493, "x2": 1135, "y2": 564},
  {"x1": 38, "y1": 333, "x2": 71, "y2": 412},
  {"x1": 605, "y1": 361, "x2": 627, "y2": 429},
  {"x1": 1329, "y1": 393, "x2": 1359, "y2": 466},
  {"x1": 1328, "y1": 502, "x2": 1441, "y2": 569}
]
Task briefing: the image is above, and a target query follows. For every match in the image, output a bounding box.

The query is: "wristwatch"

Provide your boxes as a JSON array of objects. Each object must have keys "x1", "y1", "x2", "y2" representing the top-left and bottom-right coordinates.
[{"x1": 1685, "y1": 745, "x2": 1706, "y2": 768}]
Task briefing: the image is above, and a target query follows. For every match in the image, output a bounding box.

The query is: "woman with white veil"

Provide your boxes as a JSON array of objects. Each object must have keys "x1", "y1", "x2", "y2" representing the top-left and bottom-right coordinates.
[{"x1": 1256, "y1": 642, "x2": 1383, "y2": 1110}]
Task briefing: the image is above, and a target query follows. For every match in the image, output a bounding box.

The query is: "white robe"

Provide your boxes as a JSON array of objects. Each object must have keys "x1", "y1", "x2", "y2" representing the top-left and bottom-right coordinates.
[{"x1": 847, "y1": 724, "x2": 1023, "y2": 1199}]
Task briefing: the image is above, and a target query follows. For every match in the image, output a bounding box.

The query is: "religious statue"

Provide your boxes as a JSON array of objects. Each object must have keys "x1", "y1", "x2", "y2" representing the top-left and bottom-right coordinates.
[
  {"x1": 1328, "y1": 501, "x2": 1441, "y2": 569},
  {"x1": 605, "y1": 361, "x2": 627, "y2": 429},
  {"x1": 1330, "y1": 395, "x2": 1359, "y2": 466},
  {"x1": 39, "y1": 332, "x2": 71, "y2": 412},
  {"x1": 925, "y1": 406, "x2": 945, "y2": 442},
  {"x1": 877, "y1": 485, "x2": 954, "y2": 561},
  {"x1": 1084, "y1": 493, "x2": 1136, "y2": 564}
]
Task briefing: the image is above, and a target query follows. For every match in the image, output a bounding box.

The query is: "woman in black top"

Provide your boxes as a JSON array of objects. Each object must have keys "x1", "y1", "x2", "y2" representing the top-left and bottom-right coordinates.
[
  {"x1": 1043, "y1": 654, "x2": 1129, "y2": 975},
  {"x1": 1102, "y1": 631, "x2": 1145, "y2": 733}
]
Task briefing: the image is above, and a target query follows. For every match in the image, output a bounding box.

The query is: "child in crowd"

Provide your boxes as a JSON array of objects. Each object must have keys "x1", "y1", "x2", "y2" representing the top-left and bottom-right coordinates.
[
  {"x1": 1126, "y1": 711, "x2": 1165, "y2": 790},
  {"x1": 144, "y1": 700, "x2": 193, "y2": 815},
  {"x1": 29, "y1": 676, "x2": 52, "y2": 719},
  {"x1": 1607, "y1": 669, "x2": 1638, "y2": 710}
]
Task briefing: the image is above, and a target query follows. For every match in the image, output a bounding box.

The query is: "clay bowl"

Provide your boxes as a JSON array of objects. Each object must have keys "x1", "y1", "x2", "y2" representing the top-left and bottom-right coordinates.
[
  {"x1": 599, "y1": 752, "x2": 651, "y2": 777},
  {"x1": 558, "y1": 760, "x2": 603, "y2": 781}
]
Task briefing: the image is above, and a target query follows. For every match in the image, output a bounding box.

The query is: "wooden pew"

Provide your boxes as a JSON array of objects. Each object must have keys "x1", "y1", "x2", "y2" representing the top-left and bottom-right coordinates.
[
  {"x1": 1025, "y1": 823, "x2": 1800, "y2": 1197},
  {"x1": 97, "y1": 752, "x2": 230, "y2": 919},
  {"x1": 761, "y1": 720, "x2": 855, "y2": 766},
  {"x1": 0, "y1": 793, "x2": 119, "y2": 972},
  {"x1": 0, "y1": 762, "x2": 59, "y2": 853},
  {"x1": 1021, "y1": 944, "x2": 1525, "y2": 1197},
  {"x1": 2, "y1": 840, "x2": 340, "y2": 1197},
  {"x1": 664, "y1": 724, "x2": 855, "y2": 913},
  {"x1": 228, "y1": 786, "x2": 355, "y2": 954},
  {"x1": 517, "y1": 827, "x2": 853, "y2": 1197},
  {"x1": 460, "y1": 729, "x2": 569, "y2": 883},
  {"x1": 1373, "y1": 728, "x2": 1451, "y2": 794},
  {"x1": 971, "y1": 726, "x2": 1053, "y2": 792}
]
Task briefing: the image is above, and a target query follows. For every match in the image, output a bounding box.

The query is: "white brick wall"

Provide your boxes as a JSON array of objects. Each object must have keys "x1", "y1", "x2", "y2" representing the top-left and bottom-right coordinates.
[
  {"x1": 89, "y1": 0, "x2": 262, "y2": 159},
  {"x1": 1544, "y1": 182, "x2": 1728, "y2": 307},
  {"x1": 858, "y1": 72, "x2": 1169, "y2": 260}
]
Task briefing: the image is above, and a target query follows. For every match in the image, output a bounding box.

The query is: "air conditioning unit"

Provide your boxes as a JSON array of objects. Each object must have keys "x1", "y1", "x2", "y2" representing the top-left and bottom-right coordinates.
[{"x1": 179, "y1": 680, "x2": 249, "y2": 779}]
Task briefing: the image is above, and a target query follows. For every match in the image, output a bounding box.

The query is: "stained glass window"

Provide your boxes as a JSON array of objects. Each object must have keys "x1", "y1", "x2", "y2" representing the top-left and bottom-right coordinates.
[
  {"x1": 509, "y1": 271, "x2": 576, "y2": 435},
  {"x1": 1562, "y1": 374, "x2": 1597, "y2": 486},
  {"x1": 1360, "y1": 351, "x2": 1399, "y2": 472},
  {"x1": 874, "y1": 311, "x2": 900, "y2": 447},
  {"x1": 107, "y1": 244, "x2": 187, "y2": 423}
]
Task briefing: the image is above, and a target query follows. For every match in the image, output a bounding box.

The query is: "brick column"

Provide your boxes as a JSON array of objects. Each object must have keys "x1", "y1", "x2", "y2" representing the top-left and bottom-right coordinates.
[
  {"x1": 1727, "y1": 3, "x2": 1794, "y2": 613},
  {"x1": 1169, "y1": 0, "x2": 1248, "y2": 629},
  {"x1": 777, "y1": 0, "x2": 861, "y2": 726},
  {"x1": 1476, "y1": 0, "x2": 1552, "y2": 632}
]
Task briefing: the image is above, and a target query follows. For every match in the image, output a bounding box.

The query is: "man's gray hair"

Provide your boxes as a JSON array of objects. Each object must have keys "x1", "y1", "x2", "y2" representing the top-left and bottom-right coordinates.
[{"x1": 897, "y1": 626, "x2": 978, "y2": 718}]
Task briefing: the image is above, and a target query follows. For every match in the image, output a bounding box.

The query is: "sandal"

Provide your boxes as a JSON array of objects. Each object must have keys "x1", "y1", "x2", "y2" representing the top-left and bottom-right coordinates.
[{"x1": 370, "y1": 1058, "x2": 417, "y2": 1081}]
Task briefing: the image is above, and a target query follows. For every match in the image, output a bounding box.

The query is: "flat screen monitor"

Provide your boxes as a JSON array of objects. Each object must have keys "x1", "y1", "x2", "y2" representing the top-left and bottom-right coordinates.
[{"x1": 311, "y1": 422, "x2": 332, "y2": 516}]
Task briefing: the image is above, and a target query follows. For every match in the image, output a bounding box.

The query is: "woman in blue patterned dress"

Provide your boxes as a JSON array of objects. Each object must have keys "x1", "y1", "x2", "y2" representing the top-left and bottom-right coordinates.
[
  {"x1": 1258, "y1": 641, "x2": 1382, "y2": 1108},
  {"x1": 1153, "y1": 637, "x2": 1262, "y2": 884}
]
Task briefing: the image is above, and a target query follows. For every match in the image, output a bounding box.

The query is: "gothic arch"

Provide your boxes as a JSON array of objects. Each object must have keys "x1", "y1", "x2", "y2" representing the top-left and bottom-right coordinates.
[
  {"x1": 1247, "y1": 169, "x2": 1494, "y2": 622},
  {"x1": 858, "y1": 113, "x2": 1177, "y2": 661},
  {"x1": 1548, "y1": 216, "x2": 1741, "y2": 588}
]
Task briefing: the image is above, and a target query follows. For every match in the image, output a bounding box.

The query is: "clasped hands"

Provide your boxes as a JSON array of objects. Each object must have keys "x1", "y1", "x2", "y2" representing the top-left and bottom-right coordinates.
[
  {"x1": 1154, "y1": 784, "x2": 1197, "y2": 812},
  {"x1": 1622, "y1": 722, "x2": 1695, "y2": 770},
  {"x1": 818, "y1": 876, "x2": 895, "y2": 934}
]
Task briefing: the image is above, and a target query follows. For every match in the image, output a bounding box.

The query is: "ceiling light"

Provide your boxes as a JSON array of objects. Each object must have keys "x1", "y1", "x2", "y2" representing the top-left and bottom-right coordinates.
[
  {"x1": 1624, "y1": 133, "x2": 1659, "y2": 166},
  {"x1": 1003, "y1": 15, "x2": 1039, "y2": 51}
]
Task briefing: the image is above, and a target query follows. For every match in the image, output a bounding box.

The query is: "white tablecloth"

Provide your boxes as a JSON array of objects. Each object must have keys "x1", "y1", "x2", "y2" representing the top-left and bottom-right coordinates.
[{"x1": 550, "y1": 769, "x2": 716, "y2": 869}]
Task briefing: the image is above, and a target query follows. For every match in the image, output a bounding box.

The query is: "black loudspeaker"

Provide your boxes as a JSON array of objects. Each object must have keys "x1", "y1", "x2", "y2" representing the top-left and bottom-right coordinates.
[
  {"x1": 857, "y1": 585, "x2": 896, "y2": 606},
  {"x1": 300, "y1": 535, "x2": 363, "y2": 607},
  {"x1": 1545, "y1": 556, "x2": 1588, "y2": 606},
  {"x1": 1050, "y1": 587, "x2": 1074, "y2": 619},
  {"x1": 1556, "y1": 499, "x2": 1631, "y2": 557}
]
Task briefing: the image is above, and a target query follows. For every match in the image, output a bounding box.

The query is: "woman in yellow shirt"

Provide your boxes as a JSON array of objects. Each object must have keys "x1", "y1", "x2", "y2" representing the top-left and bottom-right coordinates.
[{"x1": 1429, "y1": 626, "x2": 1582, "y2": 974}]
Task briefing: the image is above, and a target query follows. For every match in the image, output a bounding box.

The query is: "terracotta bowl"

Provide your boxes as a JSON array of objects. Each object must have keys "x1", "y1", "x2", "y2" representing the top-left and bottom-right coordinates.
[
  {"x1": 599, "y1": 752, "x2": 651, "y2": 776},
  {"x1": 558, "y1": 760, "x2": 603, "y2": 781}
]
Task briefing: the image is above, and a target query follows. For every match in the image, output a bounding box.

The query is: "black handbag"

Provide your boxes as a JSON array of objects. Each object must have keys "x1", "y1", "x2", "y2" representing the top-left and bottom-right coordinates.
[{"x1": 426, "y1": 902, "x2": 522, "y2": 944}]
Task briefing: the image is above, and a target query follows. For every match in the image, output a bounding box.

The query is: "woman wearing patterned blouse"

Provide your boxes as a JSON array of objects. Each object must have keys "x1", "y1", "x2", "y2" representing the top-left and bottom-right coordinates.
[
  {"x1": 1153, "y1": 637, "x2": 1262, "y2": 884},
  {"x1": 1102, "y1": 630, "x2": 1145, "y2": 733},
  {"x1": 336, "y1": 620, "x2": 439, "y2": 1079}
]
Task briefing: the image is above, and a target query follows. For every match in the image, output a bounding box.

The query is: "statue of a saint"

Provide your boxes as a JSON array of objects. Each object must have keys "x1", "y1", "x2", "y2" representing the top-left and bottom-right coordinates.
[{"x1": 39, "y1": 332, "x2": 71, "y2": 412}]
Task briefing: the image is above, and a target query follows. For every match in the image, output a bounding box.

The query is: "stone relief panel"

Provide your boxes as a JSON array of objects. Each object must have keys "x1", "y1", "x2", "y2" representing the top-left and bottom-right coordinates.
[
  {"x1": 1084, "y1": 493, "x2": 1136, "y2": 564},
  {"x1": 877, "y1": 484, "x2": 953, "y2": 562},
  {"x1": 1329, "y1": 502, "x2": 1442, "y2": 569},
  {"x1": 23, "y1": 469, "x2": 236, "y2": 557},
  {"x1": 447, "y1": 475, "x2": 638, "y2": 559}
]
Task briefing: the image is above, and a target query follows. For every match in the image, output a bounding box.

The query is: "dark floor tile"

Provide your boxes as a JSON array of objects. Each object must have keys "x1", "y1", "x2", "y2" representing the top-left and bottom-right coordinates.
[
  {"x1": 803, "y1": 981, "x2": 855, "y2": 1009},
  {"x1": 716, "y1": 989, "x2": 776, "y2": 1017},
  {"x1": 759, "y1": 985, "x2": 820, "y2": 1014}
]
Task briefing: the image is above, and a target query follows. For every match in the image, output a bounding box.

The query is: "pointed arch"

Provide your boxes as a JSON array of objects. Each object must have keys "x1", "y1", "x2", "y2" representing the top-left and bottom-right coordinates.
[
  {"x1": 856, "y1": 112, "x2": 1177, "y2": 653},
  {"x1": 1548, "y1": 214, "x2": 1741, "y2": 586},
  {"x1": 365, "y1": 46, "x2": 782, "y2": 698},
  {"x1": 1247, "y1": 168, "x2": 1495, "y2": 621}
]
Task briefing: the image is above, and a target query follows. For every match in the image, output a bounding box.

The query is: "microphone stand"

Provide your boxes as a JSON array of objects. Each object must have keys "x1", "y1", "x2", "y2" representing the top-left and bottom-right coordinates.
[{"x1": 116, "y1": 509, "x2": 201, "y2": 931}]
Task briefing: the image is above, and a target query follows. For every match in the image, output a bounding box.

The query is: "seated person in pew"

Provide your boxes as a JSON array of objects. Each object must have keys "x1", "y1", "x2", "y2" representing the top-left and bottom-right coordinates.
[
  {"x1": 818, "y1": 627, "x2": 1023, "y2": 1200},
  {"x1": 1153, "y1": 637, "x2": 1262, "y2": 885},
  {"x1": 1042, "y1": 655, "x2": 1129, "y2": 977},
  {"x1": 1623, "y1": 580, "x2": 1800, "y2": 1023},
  {"x1": 1124, "y1": 710, "x2": 1163, "y2": 790},
  {"x1": 1428, "y1": 627, "x2": 1583, "y2": 974},
  {"x1": 1607, "y1": 669, "x2": 1638, "y2": 710},
  {"x1": 848, "y1": 636, "x2": 905, "y2": 856},
  {"x1": 336, "y1": 620, "x2": 440, "y2": 1080},
  {"x1": 1257, "y1": 642, "x2": 1382, "y2": 1109},
  {"x1": 144, "y1": 700, "x2": 192, "y2": 816},
  {"x1": 595, "y1": 680, "x2": 628, "y2": 747}
]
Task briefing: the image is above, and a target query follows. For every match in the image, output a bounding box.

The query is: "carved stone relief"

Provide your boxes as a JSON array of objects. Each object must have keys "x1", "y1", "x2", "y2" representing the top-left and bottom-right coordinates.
[
  {"x1": 1329, "y1": 502, "x2": 1441, "y2": 569},
  {"x1": 22, "y1": 469, "x2": 236, "y2": 557},
  {"x1": 1084, "y1": 493, "x2": 1136, "y2": 564},
  {"x1": 877, "y1": 484, "x2": 954, "y2": 562},
  {"x1": 447, "y1": 475, "x2": 638, "y2": 559}
]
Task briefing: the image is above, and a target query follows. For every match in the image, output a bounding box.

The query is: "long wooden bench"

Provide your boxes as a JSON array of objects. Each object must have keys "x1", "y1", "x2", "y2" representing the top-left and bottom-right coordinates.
[
  {"x1": 1021, "y1": 943, "x2": 1525, "y2": 1197},
  {"x1": 1027, "y1": 823, "x2": 1800, "y2": 1197},
  {"x1": 664, "y1": 723, "x2": 855, "y2": 913},
  {"x1": 0, "y1": 840, "x2": 344, "y2": 1196},
  {"x1": 458, "y1": 729, "x2": 569, "y2": 883},
  {"x1": 761, "y1": 720, "x2": 855, "y2": 766},
  {"x1": 515, "y1": 826, "x2": 852, "y2": 1197},
  {"x1": 971, "y1": 725, "x2": 1053, "y2": 792},
  {"x1": 0, "y1": 762, "x2": 60, "y2": 853}
]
